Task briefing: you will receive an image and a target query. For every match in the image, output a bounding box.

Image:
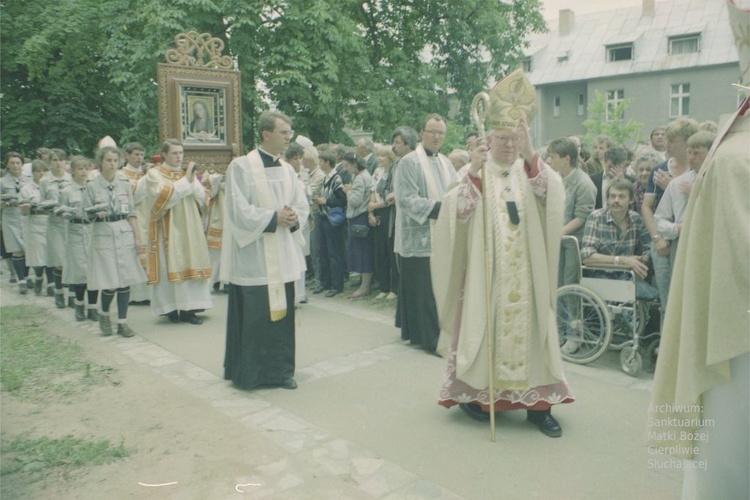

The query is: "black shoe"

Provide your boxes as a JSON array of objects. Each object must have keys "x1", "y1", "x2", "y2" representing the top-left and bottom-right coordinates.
[
  {"x1": 179, "y1": 311, "x2": 203, "y2": 325},
  {"x1": 47, "y1": 285, "x2": 54, "y2": 297},
  {"x1": 34, "y1": 279, "x2": 43, "y2": 295},
  {"x1": 278, "y1": 378, "x2": 298, "y2": 390},
  {"x1": 18, "y1": 281, "x2": 28, "y2": 295},
  {"x1": 75, "y1": 304, "x2": 86, "y2": 321},
  {"x1": 55, "y1": 294, "x2": 65, "y2": 309},
  {"x1": 459, "y1": 403, "x2": 490, "y2": 422},
  {"x1": 313, "y1": 286, "x2": 327, "y2": 294},
  {"x1": 324, "y1": 289, "x2": 340, "y2": 298},
  {"x1": 527, "y1": 410, "x2": 562, "y2": 438},
  {"x1": 165, "y1": 311, "x2": 180, "y2": 323},
  {"x1": 87, "y1": 309, "x2": 98, "y2": 322}
]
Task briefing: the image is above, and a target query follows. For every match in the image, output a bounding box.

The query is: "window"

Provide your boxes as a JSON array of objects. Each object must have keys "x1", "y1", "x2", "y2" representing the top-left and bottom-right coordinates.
[
  {"x1": 522, "y1": 57, "x2": 532, "y2": 73},
  {"x1": 577, "y1": 94, "x2": 585, "y2": 116},
  {"x1": 553, "y1": 96, "x2": 561, "y2": 117},
  {"x1": 606, "y1": 89, "x2": 625, "y2": 122},
  {"x1": 670, "y1": 83, "x2": 690, "y2": 117},
  {"x1": 607, "y1": 44, "x2": 633, "y2": 62},
  {"x1": 669, "y1": 35, "x2": 700, "y2": 54}
]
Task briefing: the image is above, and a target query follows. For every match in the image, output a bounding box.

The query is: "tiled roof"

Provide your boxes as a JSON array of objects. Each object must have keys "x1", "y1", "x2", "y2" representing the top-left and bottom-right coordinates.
[{"x1": 524, "y1": 0, "x2": 738, "y2": 86}]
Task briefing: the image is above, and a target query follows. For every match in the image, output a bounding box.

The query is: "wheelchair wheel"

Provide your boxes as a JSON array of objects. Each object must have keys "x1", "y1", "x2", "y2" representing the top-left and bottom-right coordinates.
[
  {"x1": 620, "y1": 346, "x2": 643, "y2": 376},
  {"x1": 556, "y1": 284, "x2": 612, "y2": 364}
]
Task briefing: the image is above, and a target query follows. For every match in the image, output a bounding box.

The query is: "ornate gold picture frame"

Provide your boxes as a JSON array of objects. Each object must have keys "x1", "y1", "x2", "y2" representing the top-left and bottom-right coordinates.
[{"x1": 156, "y1": 32, "x2": 242, "y2": 173}]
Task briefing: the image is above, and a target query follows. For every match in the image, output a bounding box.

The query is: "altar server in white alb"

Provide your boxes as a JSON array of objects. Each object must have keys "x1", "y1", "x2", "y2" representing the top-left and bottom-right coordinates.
[
  {"x1": 143, "y1": 139, "x2": 213, "y2": 325},
  {"x1": 222, "y1": 110, "x2": 309, "y2": 391}
]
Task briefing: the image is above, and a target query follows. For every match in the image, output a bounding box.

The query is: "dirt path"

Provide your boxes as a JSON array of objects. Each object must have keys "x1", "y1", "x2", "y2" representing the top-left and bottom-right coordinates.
[{"x1": 0, "y1": 289, "x2": 287, "y2": 499}]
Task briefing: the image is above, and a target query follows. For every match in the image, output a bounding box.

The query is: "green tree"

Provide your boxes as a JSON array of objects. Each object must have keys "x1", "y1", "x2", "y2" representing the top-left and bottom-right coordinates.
[
  {"x1": 1, "y1": 0, "x2": 133, "y2": 157},
  {"x1": 581, "y1": 90, "x2": 644, "y2": 148},
  {"x1": 98, "y1": 0, "x2": 226, "y2": 151},
  {"x1": 2, "y1": 0, "x2": 546, "y2": 157}
]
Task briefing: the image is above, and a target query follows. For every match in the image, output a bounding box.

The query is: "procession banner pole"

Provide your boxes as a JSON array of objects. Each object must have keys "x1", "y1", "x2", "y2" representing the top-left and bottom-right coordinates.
[{"x1": 471, "y1": 92, "x2": 496, "y2": 442}]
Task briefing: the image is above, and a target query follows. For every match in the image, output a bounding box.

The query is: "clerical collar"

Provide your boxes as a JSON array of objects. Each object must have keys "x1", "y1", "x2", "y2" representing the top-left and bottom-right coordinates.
[
  {"x1": 422, "y1": 147, "x2": 438, "y2": 157},
  {"x1": 258, "y1": 148, "x2": 281, "y2": 167}
]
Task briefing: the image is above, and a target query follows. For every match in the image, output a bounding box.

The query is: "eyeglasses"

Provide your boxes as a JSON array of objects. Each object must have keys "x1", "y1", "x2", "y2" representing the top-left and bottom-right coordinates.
[
  {"x1": 423, "y1": 130, "x2": 446, "y2": 137},
  {"x1": 276, "y1": 129, "x2": 294, "y2": 137},
  {"x1": 493, "y1": 135, "x2": 517, "y2": 145}
]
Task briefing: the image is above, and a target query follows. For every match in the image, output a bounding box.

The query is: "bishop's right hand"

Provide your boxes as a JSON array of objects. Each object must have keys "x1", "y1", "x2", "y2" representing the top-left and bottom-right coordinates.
[{"x1": 469, "y1": 140, "x2": 488, "y2": 177}]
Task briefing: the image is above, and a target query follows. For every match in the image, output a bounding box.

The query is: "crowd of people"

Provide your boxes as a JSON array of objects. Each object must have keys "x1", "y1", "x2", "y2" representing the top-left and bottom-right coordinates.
[
  {"x1": 0, "y1": 113, "x2": 719, "y2": 365},
  {"x1": 0, "y1": 99, "x2": 729, "y2": 433},
  {"x1": 0, "y1": 139, "x2": 212, "y2": 337}
]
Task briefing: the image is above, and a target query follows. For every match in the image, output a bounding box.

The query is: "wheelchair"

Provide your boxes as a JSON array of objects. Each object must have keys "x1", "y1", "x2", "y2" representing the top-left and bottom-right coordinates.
[{"x1": 556, "y1": 236, "x2": 660, "y2": 376}]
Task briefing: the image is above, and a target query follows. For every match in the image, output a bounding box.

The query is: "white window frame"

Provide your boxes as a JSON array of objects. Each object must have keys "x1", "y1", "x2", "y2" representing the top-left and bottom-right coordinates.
[
  {"x1": 669, "y1": 34, "x2": 701, "y2": 55},
  {"x1": 670, "y1": 83, "x2": 691, "y2": 118},
  {"x1": 522, "y1": 57, "x2": 532, "y2": 73},
  {"x1": 553, "y1": 96, "x2": 561, "y2": 117},
  {"x1": 606, "y1": 44, "x2": 633, "y2": 62},
  {"x1": 606, "y1": 89, "x2": 625, "y2": 122},
  {"x1": 577, "y1": 93, "x2": 585, "y2": 116}
]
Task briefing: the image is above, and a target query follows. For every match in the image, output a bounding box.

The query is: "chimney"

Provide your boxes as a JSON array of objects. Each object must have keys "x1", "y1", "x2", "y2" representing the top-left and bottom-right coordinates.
[
  {"x1": 559, "y1": 9, "x2": 575, "y2": 36},
  {"x1": 642, "y1": 0, "x2": 655, "y2": 17}
]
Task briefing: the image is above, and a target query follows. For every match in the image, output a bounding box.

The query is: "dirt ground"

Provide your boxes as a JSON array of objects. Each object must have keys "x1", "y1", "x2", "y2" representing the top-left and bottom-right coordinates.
[{"x1": 0, "y1": 302, "x2": 280, "y2": 500}]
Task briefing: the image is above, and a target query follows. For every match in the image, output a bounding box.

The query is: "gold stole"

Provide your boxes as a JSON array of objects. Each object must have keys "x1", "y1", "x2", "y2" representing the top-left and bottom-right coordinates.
[
  {"x1": 206, "y1": 177, "x2": 224, "y2": 250},
  {"x1": 146, "y1": 166, "x2": 212, "y2": 284},
  {"x1": 248, "y1": 151, "x2": 288, "y2": 321}
]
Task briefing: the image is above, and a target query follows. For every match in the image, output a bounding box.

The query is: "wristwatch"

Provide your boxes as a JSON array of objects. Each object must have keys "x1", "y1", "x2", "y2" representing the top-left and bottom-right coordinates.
[{"x1": 614, "y1": 256, "x2": 621, "y2": 266}]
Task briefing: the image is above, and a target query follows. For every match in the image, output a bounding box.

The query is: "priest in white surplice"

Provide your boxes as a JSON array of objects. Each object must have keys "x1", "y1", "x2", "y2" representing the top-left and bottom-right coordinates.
[
  {"x1": 393, "y1": 113, "x2": 456, "y2": 354},
  {"x1": 432, "y1": 70, "x2": 574, "y2": 437},
  {"x1": 221, "y1": 111, "x2": 309, "y2": 391}
]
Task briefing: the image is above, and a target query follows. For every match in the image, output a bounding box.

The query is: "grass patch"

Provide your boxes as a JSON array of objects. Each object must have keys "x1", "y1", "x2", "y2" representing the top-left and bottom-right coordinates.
[
  {"x1": 0, "y1": 432, "x2": 130, "y2": 478},
  {"x1": 0, "y1": 305, "x2": 116, "y2": 399}
]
